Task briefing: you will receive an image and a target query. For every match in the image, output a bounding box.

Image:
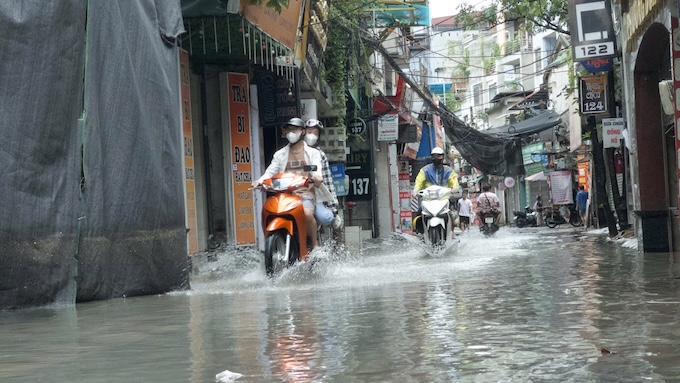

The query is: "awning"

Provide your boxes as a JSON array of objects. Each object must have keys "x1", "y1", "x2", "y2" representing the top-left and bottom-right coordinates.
[
  {"x1": 525, "y1": 172, "x2": 547, "y2": 181},
  {"x1": 482, "y1": 110, "x2": 562, "y2": 137}
]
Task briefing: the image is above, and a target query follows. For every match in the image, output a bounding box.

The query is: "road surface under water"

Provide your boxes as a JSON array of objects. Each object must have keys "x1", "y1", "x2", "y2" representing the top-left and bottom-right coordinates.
[{"x1": 2, "y1": 227, "x2": 680, "y2": 382}]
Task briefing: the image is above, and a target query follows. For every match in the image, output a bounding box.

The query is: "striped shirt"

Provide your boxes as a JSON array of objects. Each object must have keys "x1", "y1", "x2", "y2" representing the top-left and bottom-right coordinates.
[{"x1": 317, "y1": 148, "x2": 339, "y2": 214}]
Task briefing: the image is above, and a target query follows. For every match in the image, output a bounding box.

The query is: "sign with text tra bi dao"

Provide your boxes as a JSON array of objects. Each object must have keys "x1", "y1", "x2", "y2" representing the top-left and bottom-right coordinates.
[
  {"x1": 568, "y1": 0, "x2": 617, "y2": 60},
  {"x1": 579, "y1": 74, "x2": 608, "y2": 115},
  {"x1": 226, "y1": 72, "x2": 255, "y2": 245}
]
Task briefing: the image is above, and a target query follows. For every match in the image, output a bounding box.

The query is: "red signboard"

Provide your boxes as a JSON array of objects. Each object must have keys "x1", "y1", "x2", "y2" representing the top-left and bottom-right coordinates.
[
  {"x1": 226, "y1": 73, "x2": 255, "y2": 245},
  {"x1": 578, "y1": 161, "x2": 590, "y2": 192},
  {"x1": 398, "y1": 161, "x2": 412, "y2": 234}
]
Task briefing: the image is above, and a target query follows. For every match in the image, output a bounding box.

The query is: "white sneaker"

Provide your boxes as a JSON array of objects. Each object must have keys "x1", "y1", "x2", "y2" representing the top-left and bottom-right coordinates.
[{"x1": 332, "y1": 214, "x2": 343, "y2": 230}]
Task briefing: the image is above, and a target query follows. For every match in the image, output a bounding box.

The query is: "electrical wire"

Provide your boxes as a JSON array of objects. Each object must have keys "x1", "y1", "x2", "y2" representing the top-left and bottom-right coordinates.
[{"x1": 325, "y1": 1, "x2": 572, "y2": 117}]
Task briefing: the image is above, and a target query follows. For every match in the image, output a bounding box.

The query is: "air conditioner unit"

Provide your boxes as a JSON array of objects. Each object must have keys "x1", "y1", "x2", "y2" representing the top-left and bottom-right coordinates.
[{"x1": 659, "y1": 80, "x2": 674, "y2": 116}]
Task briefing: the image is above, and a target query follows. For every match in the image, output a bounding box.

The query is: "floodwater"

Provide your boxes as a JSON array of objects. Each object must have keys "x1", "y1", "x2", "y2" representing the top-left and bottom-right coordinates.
[{"x1": 2, "y1": 227, "x2": 680, "y2": 382}]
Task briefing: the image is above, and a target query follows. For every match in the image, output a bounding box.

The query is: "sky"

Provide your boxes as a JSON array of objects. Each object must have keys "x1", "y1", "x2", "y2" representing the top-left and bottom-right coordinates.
[
  {"x1": 428, "y1": 0, "x2": 458, "y2": 18},
  {"x1": 428, "y1": 0, "x2": 490, "y2": 19}
]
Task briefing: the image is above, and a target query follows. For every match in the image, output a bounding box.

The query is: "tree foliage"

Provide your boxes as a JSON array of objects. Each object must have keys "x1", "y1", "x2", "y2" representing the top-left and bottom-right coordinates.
[
  {"x1": 456, "y1": 0, "x2": 569, "y2": 35},
  {"x1": 324, "y1": 0, "x2": 372, "y2": 115}
]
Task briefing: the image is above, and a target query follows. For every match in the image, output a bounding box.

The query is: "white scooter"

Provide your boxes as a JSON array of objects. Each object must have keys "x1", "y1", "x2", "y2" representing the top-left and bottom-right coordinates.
[{"x1": 417, "y1": 185, "x2": 456, "y2": 252}]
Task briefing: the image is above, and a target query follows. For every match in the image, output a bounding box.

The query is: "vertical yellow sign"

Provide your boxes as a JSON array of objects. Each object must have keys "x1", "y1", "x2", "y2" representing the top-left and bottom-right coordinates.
[
  {"x1": 180, "y1": 50, "x2": 198, "y2": 255},
  {"x1": 227, "y1": 73, "x2": 256, "y2": 244}
]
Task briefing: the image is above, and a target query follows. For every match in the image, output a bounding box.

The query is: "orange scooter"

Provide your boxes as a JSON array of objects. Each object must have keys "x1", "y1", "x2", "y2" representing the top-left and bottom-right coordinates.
[{"x1": 258, "y1": 167, "x2": 316, "y2": 276}]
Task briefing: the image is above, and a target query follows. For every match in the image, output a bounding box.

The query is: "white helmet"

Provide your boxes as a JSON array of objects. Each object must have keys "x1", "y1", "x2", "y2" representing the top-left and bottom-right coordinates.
[{"x1": 431, "y1": 147, "x2": 445, "y2": 155}]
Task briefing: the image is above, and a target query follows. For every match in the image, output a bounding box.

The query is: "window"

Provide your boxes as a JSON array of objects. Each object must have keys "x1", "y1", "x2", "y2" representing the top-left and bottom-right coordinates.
[
  {"x1": 488, "y1": 83, "x2": 497, "y2": 100},
  {"x1": 535, "y1": 48, "x2": 543, "y2": 72},
  {"x1": 473, "y1": 83, "x2": 482, "y2": 105}
]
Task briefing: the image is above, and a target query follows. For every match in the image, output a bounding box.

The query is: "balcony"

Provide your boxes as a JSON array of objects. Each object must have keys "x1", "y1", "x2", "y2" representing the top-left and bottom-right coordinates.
[{"x1": 383, "y1": 31, "x2": 411, "y2": 69}]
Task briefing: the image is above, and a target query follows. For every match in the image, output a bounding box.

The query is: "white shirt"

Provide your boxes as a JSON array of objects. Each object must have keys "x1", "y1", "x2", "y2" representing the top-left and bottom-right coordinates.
[
  {"x1": 258, "y1": 142, "x2": 322, "y2": 182},
  {"x1": 458, "y1": 198, "x2": 473, "y2": 217}
]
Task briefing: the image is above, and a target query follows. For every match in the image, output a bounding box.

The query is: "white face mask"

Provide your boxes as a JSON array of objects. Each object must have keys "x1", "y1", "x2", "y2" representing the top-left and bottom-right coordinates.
[
  {"x1": 304, "y1": 133, "x2": 318, "y2": 146},
  {"x1": 286, "y1": 131, "x2": 302, "y2": 144}
]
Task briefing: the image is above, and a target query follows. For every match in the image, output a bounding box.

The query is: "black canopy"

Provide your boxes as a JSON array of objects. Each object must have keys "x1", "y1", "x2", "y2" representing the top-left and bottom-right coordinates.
[
  {"x1": 482, "y1": 110, "x2": 562, "y2": 137},
  {"x1": 439, "y1": 111, "x2": 524, "y2": 177}
]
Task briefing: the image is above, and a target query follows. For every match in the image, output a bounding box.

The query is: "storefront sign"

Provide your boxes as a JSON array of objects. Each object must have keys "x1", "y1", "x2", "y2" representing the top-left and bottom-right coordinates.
[
  {"x1": 581, "y1": 58, "x2": 613, "y2": 73},
  {"x1": 378, "y1": 113, "x2": 399, "y2": 141},
  {"x1": 579, "y1": 75, "x2": 608, "y2": 114},
  {"x1": 398, "y1": 161, "x2": 413, "y2": 234},
  {"x1": 180, "y1": 50, "x2": 198, "y2": 255},
  {"x1": 549, "y1": 170, "x2": 574, "y2": 204},
  {"x1": 227, "y1": 73, "x2": 255, "y2": 245},
  {"x1": 345, "y1": 149, "x2": 372, "y2": 201},
  {"x1": 578, "y1": 161, "x2": 590, "y2": 191},
  {"x1": 602, "y1": 118, "x2": 624, "y2": 148},
  {"x1": 567, "y1": 0, "x2": 616, "y2": 60},
  {"x1": 242, "y1": 0, "x2": 304, "y2": 50},
  {"x1": 304, "y1": 36, "x2": 323, "y2": 85},
  {"x1": 256, "y1": 68, "x2": 299, "y2": 127},
  {"x1": 330, "y1": 163, "x2": 348, "y2": 197},
  {"x1": 348, "y1": 117, "x2": 367, "y2": 135},
  {"x1": 522, "y1": 142, "x2": 545, "y2": 165},
  {"x1": 347, "y1": 172, "x2": 371, "y2": 200}
]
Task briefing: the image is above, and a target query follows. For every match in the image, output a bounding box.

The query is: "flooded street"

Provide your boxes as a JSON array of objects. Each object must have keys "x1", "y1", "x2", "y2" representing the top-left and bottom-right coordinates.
[{"x1": 2, "y1": 227, "x2": 680, "y2": 382}]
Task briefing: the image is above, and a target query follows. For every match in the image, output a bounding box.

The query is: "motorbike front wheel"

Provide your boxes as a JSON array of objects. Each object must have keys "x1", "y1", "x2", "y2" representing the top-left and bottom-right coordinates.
[
  {"x1": 428, "y1": 226, "x2": 444, "y2": 246},
  {"x1": 264, "y1": 231, "x2": 299, "y2": 276},
  {"x1": 545, "y1": 214, "x2": 559, "y2": 228},
  {"x1": 515, "y1": 217, "x2": 526, "y2": 228}
]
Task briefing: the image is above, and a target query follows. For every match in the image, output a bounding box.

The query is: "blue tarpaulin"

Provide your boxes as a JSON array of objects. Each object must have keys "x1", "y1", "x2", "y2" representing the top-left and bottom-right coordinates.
[{"x1": 416, "y1": 122, "x2": 436, "y2": 158}]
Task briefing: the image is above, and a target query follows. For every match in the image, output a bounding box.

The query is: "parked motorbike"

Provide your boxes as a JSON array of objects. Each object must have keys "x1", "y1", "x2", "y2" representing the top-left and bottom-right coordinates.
[
  {"x1": 479, "y1": 211, "x2": 499, "y2": 236},
  {"x1": 415, "y1": 185, "x2": 455, "y2": 251},
  {"x1": 513, "y1": 206, "x2": 538, "y2": 227},
  {"x1": 544, "y1": 204, "x2": 582, "y2": 228},
  {"x1": 257, "y1": 166, "x2": 317, "y2": 276}
]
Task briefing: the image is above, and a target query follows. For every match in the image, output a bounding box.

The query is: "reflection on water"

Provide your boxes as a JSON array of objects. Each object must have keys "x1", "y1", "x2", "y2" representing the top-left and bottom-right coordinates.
[{"x1": 2, "y1": 228, "x2": 680, "y2": 382}]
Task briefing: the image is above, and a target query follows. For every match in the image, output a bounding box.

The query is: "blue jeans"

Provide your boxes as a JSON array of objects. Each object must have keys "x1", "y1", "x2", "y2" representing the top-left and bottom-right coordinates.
[{"x1": 314, "y1": 203, "x2": 334, "y2": 226}]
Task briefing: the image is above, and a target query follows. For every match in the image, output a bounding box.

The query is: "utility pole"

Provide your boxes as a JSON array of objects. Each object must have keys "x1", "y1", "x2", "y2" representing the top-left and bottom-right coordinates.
[
  {"x1": 605, "y1": 68, "x2": 629, "y2": 229},
  {"x1": 588, "y1": 115, "x2": 618, "y2": 236}
]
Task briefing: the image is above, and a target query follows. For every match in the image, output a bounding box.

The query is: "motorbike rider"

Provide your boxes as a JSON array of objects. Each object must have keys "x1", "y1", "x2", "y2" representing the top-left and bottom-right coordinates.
[
  {"x1": 477, "y1": 184, "x2": 501, "y2": 225},
  {"x1": 251, "y1": 117, "x2": 324, "y2": 249},
  {"x1": 532, "y1": 195, "x2": 543, "y2": 225},
  {"x1": 412, "y1": 147, "x2": 460, "y2": 234},
  {"x1": 304, "y1": 118, "x2": 342, "y2": 230}
]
